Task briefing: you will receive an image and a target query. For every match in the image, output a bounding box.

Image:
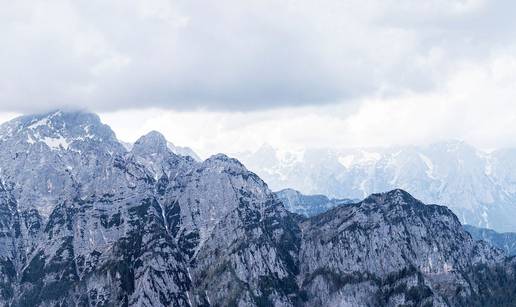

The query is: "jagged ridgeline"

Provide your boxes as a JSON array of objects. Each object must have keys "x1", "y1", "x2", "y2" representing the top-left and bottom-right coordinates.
[
  {"x1": 0, "y1": 111, "x2": 516, "y2": 306},
  {"x1": 236, "y1": 142, "x2": 516, "y2": 233}
]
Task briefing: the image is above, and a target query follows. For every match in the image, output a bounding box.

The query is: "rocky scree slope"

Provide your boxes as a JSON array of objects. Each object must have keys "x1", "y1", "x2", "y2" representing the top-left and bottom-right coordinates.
[{"x1": 0, "y1": 111, "x2": 514, "y2": 306}]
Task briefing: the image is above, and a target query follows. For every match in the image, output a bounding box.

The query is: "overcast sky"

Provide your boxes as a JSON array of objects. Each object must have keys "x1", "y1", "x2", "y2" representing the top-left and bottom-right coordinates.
[{"x1": 2, "y1": 0, "x2": 516, "y2": 157}]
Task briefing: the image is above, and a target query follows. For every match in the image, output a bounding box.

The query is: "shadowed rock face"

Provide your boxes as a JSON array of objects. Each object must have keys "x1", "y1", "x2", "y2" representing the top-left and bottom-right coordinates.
[{"x1": 0, "y1": 111, "x2": 515, "y2": 306}]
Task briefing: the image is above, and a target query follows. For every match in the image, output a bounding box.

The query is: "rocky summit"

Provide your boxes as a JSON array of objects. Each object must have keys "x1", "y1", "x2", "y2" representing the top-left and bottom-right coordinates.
[{"x1": 0, "y1": 110, "x2": 516, "y2": 306}]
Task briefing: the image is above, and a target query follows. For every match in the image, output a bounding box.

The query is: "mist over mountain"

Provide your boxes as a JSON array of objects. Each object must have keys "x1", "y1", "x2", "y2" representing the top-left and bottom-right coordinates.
[{"x1": 235, "y1": 142, "x2": 516, "y2": 232}]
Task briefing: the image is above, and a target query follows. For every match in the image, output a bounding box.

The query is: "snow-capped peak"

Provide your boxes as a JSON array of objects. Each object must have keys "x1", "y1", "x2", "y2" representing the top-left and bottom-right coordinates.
[
  {"x1": 0, "y1": 110, "x2": 121, "y2": 153},
  {"x1": 128, "y1": 130, "x2": 201, "y2": 161},
  {"x1": 133, "y1": 130, "x2": 169, "y2": 153}
]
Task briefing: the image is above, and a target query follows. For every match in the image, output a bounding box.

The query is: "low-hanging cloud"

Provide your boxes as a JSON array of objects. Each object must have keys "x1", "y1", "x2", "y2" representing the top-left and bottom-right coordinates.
[{"x1": 1, "y1": 0, "x2": 516, "y2": 112}]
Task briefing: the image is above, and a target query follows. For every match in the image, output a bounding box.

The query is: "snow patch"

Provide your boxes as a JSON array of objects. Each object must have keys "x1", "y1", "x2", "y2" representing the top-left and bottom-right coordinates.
[
  {"x1": 26, "y1": 134, "x2": 36, "y2": 144},
  {"x1": 42, "y1": 136, "x2": 70, "y2": 150},
  {"x1": 359, "y1": 150, "x2": 381, "y2": 164},
  {"x1": 484, "y1": 155, "x2": 493, "y2": 176},
  {"x1": 27, "y1": 117, "x2": 49, "y2": 130},
  {"x1": 338, "y1": 155, "x2": 354, "y2": 168},
  {"x1": 443, "y1": 263, "x2": 453, "y2": 273},
  {"x1": 482, "y1": 210, "x2": 490, "y2": 229},
  {"x1": 276, "y1": 148, "x2": 305, "y2": 166},
  {"x1": 419, "y1": 153, "x2": 437, "y2": 179},
  {"x1": 338, "y1": 151, "x2": 381, "y2": 169}
]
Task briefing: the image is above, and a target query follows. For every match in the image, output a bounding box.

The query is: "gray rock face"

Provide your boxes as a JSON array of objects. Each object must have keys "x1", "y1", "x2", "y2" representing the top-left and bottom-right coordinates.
[
  {"x1": 464, "y1": 224, "x2": 516, "y2": 256},
  {"x1": 122, "y1": 131, "x2": 201, "y2": 162},
  {"x1": 0, "y1": 110, "x2": 515, "y2": 306},
  {"x1": 275, "y1": 188, "x2": 355, "y2": 217},
  {"x1": 0, "y1": 110, "x2": 126, "y2": 218},
  {"x1": 0, "y1": 112, "x2": 192, "y2": 306},
  {"x1": 299, "y1": 189, "x2": 504, "y2": 306}
]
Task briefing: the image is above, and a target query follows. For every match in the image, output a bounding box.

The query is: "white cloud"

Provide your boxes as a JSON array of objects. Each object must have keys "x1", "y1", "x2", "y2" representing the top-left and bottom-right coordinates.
[
  {"x1": 2, "y1": 0, "x2": 516, "y2": 153},
  {"x1": 97, "y1": 48, "x2": 516, "y2": 156},
  {"x1": 1, "y1": 0, "x2": 515, "y2": 112}
]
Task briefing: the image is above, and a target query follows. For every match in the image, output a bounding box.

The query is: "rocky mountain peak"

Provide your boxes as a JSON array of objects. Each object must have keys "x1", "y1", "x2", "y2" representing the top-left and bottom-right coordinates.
[
  {"x1": 130, "y1": 131, "x2": 202, "y2": 162},
  {"x1": 0, "y1": 110, "x2": 127, "y2": 217},
  {"x1": 132, "y1": 130, "x2": 169, "y2": 154},
  {"x1": 0, "y1": 109, "x2": 122, "y2": 153},
  {"x1": 363, "y1": 189, "x2": 419, "y2": 206},
  {"x1": 204, "y1": 153, "x2": 246, "y2": 170},
  {"x1": 300, "y1": 188, "x2": 507, "y2": 306},
  {"x1": 358, "y1": 189, "x2": 461, "y2": 227}
]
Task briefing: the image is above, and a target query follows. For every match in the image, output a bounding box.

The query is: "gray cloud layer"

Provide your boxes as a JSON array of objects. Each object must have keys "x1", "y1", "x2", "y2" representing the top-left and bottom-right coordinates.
[{"x1": 1, "y1": 0, "x2": 515, "y2": 112}]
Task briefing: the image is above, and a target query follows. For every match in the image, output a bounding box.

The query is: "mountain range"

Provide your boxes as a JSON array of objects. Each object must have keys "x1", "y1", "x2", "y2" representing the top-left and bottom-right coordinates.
[
  {"x1": 1, "y1": 110, "x2": 516, "y2": 306},
  {"x1": 274, "y1": 188, "x2": 516, "y2": 257},
  {"x1": 235, "y1": 142, "x2": 516, "y2": 232},
  {"x1": 274, "y1": 188, "x2": 356, "y2": 218},
  {"x1": 464, "y1": 225, "x2": 516, "y2": 256}
]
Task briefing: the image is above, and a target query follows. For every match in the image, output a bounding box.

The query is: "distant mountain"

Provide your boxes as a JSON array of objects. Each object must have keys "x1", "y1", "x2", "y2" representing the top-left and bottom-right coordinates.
[
  {"x1": 274, "y1": 188, "x2": 355, "y2": 217},
  {"x1": 235, "y1": 142, "x2": 516, "y2": 232},
  {"x1": 2, "y1": 110, "x2": 516, "y2": 306},
  {"x1": 167, "y1": 141, "x2": 201, "y2": 161},
  {"x1": 464, "y1": 225, "x2": 516, "y2": 256}
]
